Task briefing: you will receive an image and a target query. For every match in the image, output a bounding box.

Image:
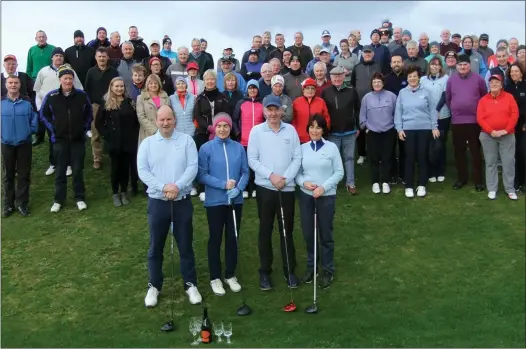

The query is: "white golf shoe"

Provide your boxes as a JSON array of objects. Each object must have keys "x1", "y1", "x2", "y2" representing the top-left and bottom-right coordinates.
[
  {"x1": 225, "y1": 277, "x2": 242, "y2": 293},
  {"x1": 185, "y1": 282, "x2": 202, "y2": 304},
  {"x1": 210, "y1": 279, "x2": 226, "y2": 296}
]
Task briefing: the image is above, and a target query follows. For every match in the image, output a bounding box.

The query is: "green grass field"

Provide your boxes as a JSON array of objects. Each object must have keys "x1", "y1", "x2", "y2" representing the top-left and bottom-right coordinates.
[{"x1": 2, "y1": 141, "x2": 525, "y2": 348}]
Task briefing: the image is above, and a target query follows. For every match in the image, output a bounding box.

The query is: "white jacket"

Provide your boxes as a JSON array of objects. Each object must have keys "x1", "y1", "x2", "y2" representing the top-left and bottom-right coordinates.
[{"x1": 33, "y1": 65, "x2": 83, "y2": 110}]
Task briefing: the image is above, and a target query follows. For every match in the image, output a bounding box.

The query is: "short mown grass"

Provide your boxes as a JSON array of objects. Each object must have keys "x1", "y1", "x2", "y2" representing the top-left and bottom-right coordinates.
[{"x1": 2, "y1": 140, "x2": 524, "y2": 347}]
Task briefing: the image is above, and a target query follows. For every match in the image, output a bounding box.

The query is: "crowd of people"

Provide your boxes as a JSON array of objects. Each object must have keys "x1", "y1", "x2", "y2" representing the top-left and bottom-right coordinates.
[{"x1": 2, "y1": 23, "x2": 525, "y2": 306}]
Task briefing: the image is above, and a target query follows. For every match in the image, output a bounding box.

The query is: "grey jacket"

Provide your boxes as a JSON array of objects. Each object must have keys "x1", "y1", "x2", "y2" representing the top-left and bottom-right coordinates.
[
  {"x1": 262, "y1": 93, "x2": 293, "y2": 123},
  {"x1": 117, "y1": 58, "x2": 138, "y2": 96},
  {"x1": 166, "y1": 62, "x2": 189, "y2": 87},
  {"x1": 283, "y1": 72, "x2": 308, "y2": 101},
  {"x1": 403, "y1": 56, "x2": 428, "y2": 74},
  {"x1": 350, "y1": 61, "x2": 381, "y2": 100},
  {"x1": 333, "y1": 52, "x2": 360, "y2": 83},
  {"x1": 388, "y1": 40, "x2": 404, "y2": 54}
]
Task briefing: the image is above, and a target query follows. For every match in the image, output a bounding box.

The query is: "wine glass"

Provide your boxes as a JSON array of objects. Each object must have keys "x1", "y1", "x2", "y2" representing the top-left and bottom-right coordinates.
[
  {"x1": 223, "y1": 322, "x2": 233, "y2": 344},
  {"x1": 213, "y1": 321, "x2": 224, "y2": 342},
  {"x1": 189, "y1": 317, "x2": 201, "y2": 346}
]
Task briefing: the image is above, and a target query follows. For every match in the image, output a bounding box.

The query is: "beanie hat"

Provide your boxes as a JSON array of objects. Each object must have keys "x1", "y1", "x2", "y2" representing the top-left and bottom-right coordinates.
[
  {"x1": 457, "y1": 54, "x2": 471, "y2": 64},
  {"x1": 430, "y1": 41, "x2": 439, "y2": 48},
  {"x1": 149, "y1": 57, "x2": 161, "y2": 66},
  {"x1": 496, "y1": 39, "x2": 509, "y2": 48},
  {"x1": 73, "y1": 30, "x2": 84, "y2": 39},
  {"x1": 175, "y1": 76, "x2": 187, "y2": 84},
  {"x1": 212, "y1": 112, "x2": 233, "y2": 129},
  {"x1": 402, "y1": 30, "x2": 412, "y2": 38},
  {"x1": 162, "y1": 37, "x2": 172, "y2": 45},
  {"x1": 247, "y1": 79, "x2": 259, "y2": 89},
  {"x1": 271, "y1": 75, "x2": 284, "y2": 87},
  {"x1": 517, "y1": 45, "x2": 526, "y2": 53},
  {"x1": 370, "y1": 29, "x2": 380, "y2": 38},
  {"x1": 302, "y1": 78, "x2": 316, "y2": 89},
  {"x1": 51, "y1": 47, "x2": 64, "y2": 58},
  {"x1": 96, "y1": 27, "x2": 107, "y2": 35},
  {"x1": 58, "y1": 65, "x2": 74, "y2": 78}
]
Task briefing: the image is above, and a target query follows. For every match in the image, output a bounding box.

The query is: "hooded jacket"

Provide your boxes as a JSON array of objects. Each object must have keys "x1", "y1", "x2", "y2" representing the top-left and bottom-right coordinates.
[
  {"x1": 64, "y1": 44, "x2": 96, "y2": 87},
  {"x1": 232, "y1": 95, "x2": 264, "y2": 146},
  {"x1": 292, "y1": 96, "x2": 331, "y2": 143},
  {"x1": 1, "y1": 96, "x2": 38, "y2": 146},
  {"x1": 95, "y1": 97, "x2": 139, "y2": 153},
  {"x1": 129, "y1": 37, "x2": 150, "y2": 61}
]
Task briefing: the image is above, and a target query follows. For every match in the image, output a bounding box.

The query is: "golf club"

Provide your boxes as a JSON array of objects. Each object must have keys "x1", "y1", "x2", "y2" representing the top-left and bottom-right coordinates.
[
  {"x1": 278, "y1": 190, "x2": 297, "y2": 312},
  {"x1": 161, "y1": 200, "x2": 176, "y2": 332},
  {"x1": 305, "y1": 198, "x2": 318, "y2": 314},
  {"x1": 231, "y1": 202, "x2": 252, "y2": 316}
]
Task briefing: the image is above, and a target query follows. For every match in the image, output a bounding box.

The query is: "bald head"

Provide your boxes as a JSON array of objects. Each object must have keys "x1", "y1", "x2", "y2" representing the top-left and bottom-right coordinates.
[{"x1": 156, "y1": 105, "x2": 176, "y2": 137}]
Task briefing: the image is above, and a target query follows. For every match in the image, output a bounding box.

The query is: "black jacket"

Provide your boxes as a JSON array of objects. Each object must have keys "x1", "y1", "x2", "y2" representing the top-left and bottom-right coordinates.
[
  {"x1": 95, "y1": 98, "x2": 139, "y2": 153},
  {"x1": 159, "y1": 73, "x2": 175, "y2": 96},
  {"x1": 1, "y1": 72, "x2": 36, "y2": 109},
  {"x1": 193, "y1": 88, "x2": 232, "y2": 135},
  {"x1": 40, "y1": 87, "x2": 92, "y2": 143},
  {"x1": 505, "y1": 79, "x2": 526, "y2": 131},
  {"x1": 64, "y1": 45, "x2": 96, "y2": 88},
  {"x1": 384, "y1": 71, "x2": 408, "y2": 96},
  {"x1": 129, "y1": 38, "x2": 150, "y2": 61},
  {"x1": 84, "y1": 65, "x2": 119, "y2": 105},
  {"x1": 222, "y1": 89, "x2": 244, "y2": 115},
  {"x1": 321, "y1": 84, "x2": 361, "y2": 132},
  {"x1": 268, "y1": 47, "x2": 285, "y2": 62},
  {"x1": 141, "y1": 55, "x2": 172, "y2": 73},
  {"x1": 286, "y1": 44, "x2": 314, "y2": 72}
]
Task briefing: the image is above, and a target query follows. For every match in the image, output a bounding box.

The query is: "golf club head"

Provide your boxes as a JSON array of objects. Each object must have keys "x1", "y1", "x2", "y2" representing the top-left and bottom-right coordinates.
[
  {"x1": 282, "y1": 302, "x2": 297, "y2": 312},
  {"x1": 237, "y1": 303, "x2": 252, "y2": 316},
  {"x1": 160, "y1": 320, "x2": 175, "y2": 332},
  {"x1": 304, "y1": 304, "x2": 318, "y2": 314}
]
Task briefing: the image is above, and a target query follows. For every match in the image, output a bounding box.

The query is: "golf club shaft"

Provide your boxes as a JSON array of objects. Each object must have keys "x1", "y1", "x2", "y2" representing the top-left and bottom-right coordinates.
[
  {"x1": 278, "y1": 190, "x2": 294, "y2": 303},
  {"x1": 170, "y1": 200, "x2": 175, "y2": 321},
  {"x1": 231, "y1": 204, "x2": 248, "y2": 304},
  {"x1": 313, "y1": 199, "x2": 317, "y2": 304}
]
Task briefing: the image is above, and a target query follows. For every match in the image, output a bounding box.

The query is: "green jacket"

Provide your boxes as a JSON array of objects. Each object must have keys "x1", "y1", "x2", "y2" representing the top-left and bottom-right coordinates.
[{"x1": 26, "y1": 44, "x2": 56, "y2": 80}]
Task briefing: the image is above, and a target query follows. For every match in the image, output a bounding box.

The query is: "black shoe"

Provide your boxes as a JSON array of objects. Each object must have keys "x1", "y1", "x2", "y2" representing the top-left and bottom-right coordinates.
[
  {"x1": 284, "y1": 273, "x2": 299, "y2": 289},
  {"x1": 453, "y1": 182, "x2": 466, "y2": 190},
  {"x1": 398, "y1": 177, "x2": 406, "y2": 185},
  {"x1": 389, "y1": 177, "x2": 398, "y2": 185},
  {"x1": 3, "y1": 206, "x2": 15, "y2": 218},
  {"x1": 32, "y1": 139, "x2": 44, "y2": 146},
  {"x1": 475, "y1": 184, "x2": 485, "y2": 192},
  {"x1": 318, "y1": 271, "x2": 333, "y2": 289},
  {"x1": 259, "y1": 273, "x2": 272, "y2": 291},
  {"x1": 17, "y1": 206, "x2": 30, "y2": 217},
  {"x1": 301, "y1": 270, "x2": 314, "y2": 284}
]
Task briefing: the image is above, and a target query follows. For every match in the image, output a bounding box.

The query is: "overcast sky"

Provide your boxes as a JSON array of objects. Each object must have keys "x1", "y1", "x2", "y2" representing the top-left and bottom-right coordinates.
[{"x1": 2, "y1": 1, "x2": 525, "y2": 72}]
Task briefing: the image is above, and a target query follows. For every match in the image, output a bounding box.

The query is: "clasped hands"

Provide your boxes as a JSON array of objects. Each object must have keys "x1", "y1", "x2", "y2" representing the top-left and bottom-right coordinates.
[
  {"x1": 269, "y1": 173, "x2": 287, "y2": 190},
  {"x1": 303, "y1": 181, "x2": 325, "y2": 198},
  {"x1": 163, "y1": 183, "x2": 179, "y2": 200},
  {"x1": 490, "y1": 130, "x2": 508, "y2": 138}
]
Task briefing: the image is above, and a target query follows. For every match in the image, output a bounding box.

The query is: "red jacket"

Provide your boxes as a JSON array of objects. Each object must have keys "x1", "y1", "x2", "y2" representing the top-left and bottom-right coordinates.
[
  {"x1": 477, "y1": 91, "x2": 519, "y2": 134},
  {"x1": 292, "y1": 96, "x2": 331, "y2": 143},
  {"x1": 487, "y1": 55, "x2": 515, "y2": 69}
]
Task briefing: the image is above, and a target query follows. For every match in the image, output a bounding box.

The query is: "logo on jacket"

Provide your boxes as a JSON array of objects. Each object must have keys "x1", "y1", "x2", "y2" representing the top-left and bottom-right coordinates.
[
  {"x1": 520, "y1": 93, "x2": 525, "y2": 97},
  {"x1": 401, "y1": 81, "x2": 407, "y2": 85}
]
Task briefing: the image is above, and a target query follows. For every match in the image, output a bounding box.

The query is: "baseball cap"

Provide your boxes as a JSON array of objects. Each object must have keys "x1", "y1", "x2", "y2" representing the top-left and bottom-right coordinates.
[
  {"x1": 224, "y1": 45, "x2": 233, "y2": 50},
  {"x1": 150, "y1": 40, "x2": 160, "y2": 47},
  {"x1": 444, "y1": 50, "x2": 458, "y2": 59},
  {"x1": 452, "y1": 33, "x2": 461, "y2": 39},
  {"x1": 362, "y1": 45, "x2": 374, "y2": 52},
  {"x1": 186, "y1": 62, "x2": 199, "y2": 71},
  {"x1": 264, "y1": 95, "x2": 282, "y2": 108},
  {"x1": 319, "y1": 47, "x2": 331, "y2": 55},
  {"x1": 321, "y1": 30, "x2": 331, "y2": 37},
  {"x1": 302, "y1": 78, "x2": 316, "y2": 89},
  {"x1": 249, "y1": 49, "x2": 259, "y2": 56},
  {"x1": 479, "y1": 33, "x2": 489, "y2": 41},
  {"x1": 3, "y1": 54, "x2": 17, "y2": 62},
  {"x1": 488, "y1": 74, "x2": 502, "y2": 82}
]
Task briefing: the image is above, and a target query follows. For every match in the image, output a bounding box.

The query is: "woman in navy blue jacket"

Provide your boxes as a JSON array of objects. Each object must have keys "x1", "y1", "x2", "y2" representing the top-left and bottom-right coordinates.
[{"x1": 197, "y1": 112, "x2": 249, "y2": 297}]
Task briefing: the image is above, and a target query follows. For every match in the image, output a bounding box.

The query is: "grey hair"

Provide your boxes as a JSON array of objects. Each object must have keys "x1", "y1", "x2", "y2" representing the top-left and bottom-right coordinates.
[
  {"x1": 110, "y1": 31, "x2": 120, "y2": 38},
  {"x1": 269, "y1": 58, "x2": 281, "y2": 66},
  {"x1": 496, "y1": 46, "x2": 509, "y2": 54},
  {"x1": 406, "y1": 40, "x2": 418, "y2": 49},
  {"x1": 419, "y1": 32, "x2": 429, "y2": 39},
  {"x1": 313, "y1": 44, "x2": 322, "y2": 52},
  {"x1": 203, "y1": 69, "x2": 217, "y2": 80},
  {"x1": 191, "y1": 38, "x2": 201, "y2": 45},
  {"x1": 313, "y1": 61, "x2": 327, "y2": 73},
  {"x1": 121, "y1": 41, "x2": 135, "y2": 50},
  {"x1": 260, "y1": 63, "x2": 271, "y2": 73},
  {"x1": 177, "y1": 46, "x2": 189, "y2": 53},
  {"x1": 294, "y1": 31, "x2": 304, "y2": 39}
]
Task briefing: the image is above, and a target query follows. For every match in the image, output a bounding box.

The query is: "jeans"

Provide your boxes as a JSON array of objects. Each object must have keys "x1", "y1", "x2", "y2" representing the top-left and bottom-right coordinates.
[{"x1": 328, "y1": 133, "x2": 356, "y2": 186}]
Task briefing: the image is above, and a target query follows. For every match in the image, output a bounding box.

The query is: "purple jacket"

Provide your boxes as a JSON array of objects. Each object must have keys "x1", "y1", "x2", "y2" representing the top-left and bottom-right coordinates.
[{"x1": 445, "y1": 72, "x2": 487, "y2": 124}]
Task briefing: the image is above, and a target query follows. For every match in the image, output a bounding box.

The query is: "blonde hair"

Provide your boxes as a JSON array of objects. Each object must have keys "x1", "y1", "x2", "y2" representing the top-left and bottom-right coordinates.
[
  {"x1": 104, "y1": 77, "x2": 129, "y2": 110},
  {"x1": 203, "y1": 69, "x2": 217, "y2": 80},
  {"x1": 145, "y1": 74, "x2": 162, "y2": 94},
  {"x1": 224, "y1": 72, "x2": 238, "y2": 91}
]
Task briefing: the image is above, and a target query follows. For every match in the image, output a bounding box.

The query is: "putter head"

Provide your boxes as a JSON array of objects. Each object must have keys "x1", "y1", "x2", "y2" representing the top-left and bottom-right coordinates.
[
  {"x1": 304, "y1": 304, "x2": 318, "y2": 314},
  {"x1": 282, "y1": 302, "x2": 297, "y2": 312},
  {"x1": 160, "y1": 320, "x2": 175, "y2": 332},
  {"x1": 237, "y1": 303, "x2": 252, "y2": 316}
]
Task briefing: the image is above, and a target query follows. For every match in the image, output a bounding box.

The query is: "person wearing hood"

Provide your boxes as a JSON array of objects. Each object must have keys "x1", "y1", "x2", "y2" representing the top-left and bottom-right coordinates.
[
  {"x1": 185, "y1": 62, "x2": 204, "y2": 98},
  {"x1": 425, "y1": 41, "x2": 445, "y2": 66},
  {"x1": 286, "y1": 32, "x2": 314, "y2": 72},
  {"x1": 216, "y1": 55, "x2": 246, "y2": 94},
  {"x1": 141, "y1": 40, "x2": 172, "y2": 74},
  {"x1": 292, "y1": 78, "x2": 330, "y2": 144},
  {"x1": 188, "y1": 38, "x2": 213, "y2": 79},
  {"x1": 459, "y1": 35, "x2": 487, "y2": 77},
  {"x1": 160, "y1": 36, "x2": 178, "y2": 64},
  {"x1": 26, "y1": 30, "x2": 56, "y2": 80},
  {"x1": 305, "y1": 45, "x2": 322, "y2": 77},
  {"x1": 87, "y1": 27, "x2": 110, "y2": 49},
  {"x1": 149, "y1": 57, "x2": 174, "y2": 96},
  {"x1": 262, "y1": 75, "x2": 293, "y2": 123},
  {"x1": 283, "y1": 56, "x2": 309, "y2": 101},
  {"x1": 369, "y1": 29, "x2": 391, "y2": 74},
  {"x1": 107, "y1": 31, "x2": 123, "y2": 67},
  {"x1": 477, "y1": 34, "x2": 494, "y2": 64},
  {"x1": 128, "y1": 26, "x2": 150, "y2": 61},
  {"x1": 64, "y1": 30, "x2": 96, "y2": 88},
  {"x1": 197, "y1": 113, "x2": 249, "y2": 296},
  {"x1": 320, "y1": 30, "x2": 339, "y2": 62},
  {"x1": 232, "y1": 79, "x2": 264, "y2": 198}
]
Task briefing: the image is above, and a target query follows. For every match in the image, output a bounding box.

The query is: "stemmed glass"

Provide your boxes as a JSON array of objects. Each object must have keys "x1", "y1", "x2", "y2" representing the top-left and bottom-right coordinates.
[
  {"x1": 213, "y1": 321, "x2": 224, "y2": 342},
  {"x1": 223, "y1": 322, "x2": 233, "y2": 344},
  {"x1": 189, "y1": 317, "x2": 201, "y2": 346}
]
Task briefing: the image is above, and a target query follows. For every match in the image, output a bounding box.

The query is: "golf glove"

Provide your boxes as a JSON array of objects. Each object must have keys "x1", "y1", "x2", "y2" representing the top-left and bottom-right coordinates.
[{"x1": 226, "y1": 188, "x2": 240, "y2": 200}]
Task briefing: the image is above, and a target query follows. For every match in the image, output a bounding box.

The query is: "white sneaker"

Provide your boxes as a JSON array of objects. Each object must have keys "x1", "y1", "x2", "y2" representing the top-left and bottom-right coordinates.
[
  {"x1": 144, "y1": 283, "x2": 159, "y2": 308},
  {"x1": 508, "y1": 192, "x2": 518, "y2": 200},
  {"x1": 437, "y1": 176, "x2": 445, "y2": 182},
  {"x1": 199, "y1": 192, "x2": 205, "y2": 202},
  {"x1": 225, "y1": 277, "x2": 242, "y2": 293},
  {"x1": 185, "y1": 282, "x2": 202, "y2": 304},
  {"x1": 488, "y1": 191, "x2": 497, "y2": 200},
  {"x1": 416, "y1": 186, "x2": 426, "y2": 197},
  {"x1": 210, "y1": 279, "x2": 226, "y2": 296},
  {"x1": 357, "y1": 156, "x2": 365, "y2": 165},
  {"x1": 405, "y1": 188, "x2": 414, "y2": 198},
  {"x1": 77, "y1": 201, "x2": 87, "y2": 210},
  {"x1": 86, "y1": 130, "x2": 93, "y2": 138},
  {"x1": 50, "y1": 202, "x2": 61, "y2": 212},
  {"x1": 66, "y1": 166, "x2": 72, "y2": 176},
  {"x1": 372, "y1": 183, "x2": 381, "y2": 194},
  {"x1": 429, "y1": 177, "x2": 437, "y2": 183},
  {"x1": 251, "y1": 190, "x2": 256, "y2": 198},
  {"x1": 190, "y1": 188, "x2": 198, "y2": 196},
  {"x1": 382, "y1": 183, "x2": 391, "y2": 194},
  {"x1": 242, "y1": 191, "x2": 249, "y2": 199},
  {"x1": 45, "y1": 165, "x2": 55, "y2": 176}
]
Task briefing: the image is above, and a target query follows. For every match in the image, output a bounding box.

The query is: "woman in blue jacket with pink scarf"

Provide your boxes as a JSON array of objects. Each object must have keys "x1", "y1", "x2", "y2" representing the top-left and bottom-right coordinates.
[{"x1": 197, "y1": 113, "x2": 249, "y2": 297}]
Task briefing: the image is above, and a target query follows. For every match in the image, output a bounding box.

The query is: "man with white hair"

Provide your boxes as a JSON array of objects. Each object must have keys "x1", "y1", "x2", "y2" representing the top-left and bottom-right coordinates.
[
  {"x1": 262, "y1": 75, "x2": 293, "y2": 123},
  {"x1": 116, "y1": 42, "x2": 138, "y2": 95},
  {"x1": 166, "y1": 46, "x2": 190, "y2": 86},
  {"x1": 388, "y1": 27, "x2": 404, "y2": 54},
  {"x1": 107, "y1": 31, "x2": 123, "y2": 67},
  {"x1": 439, "y1": 29, "x2": 459, "y2": 56},
  {"x1": 312, "y1": 62, "x2": 332, "y2": 96},
  {"x1": 286, "y1": 32, "x2": 314, "y2": 72},
  {"x1": 509, "y1": 37, "x2": 519, "y2": 60},
  {"x1": 258, "y1": 63, "x2": 274, "y2": 98},
  {"x1": 188, "y1": 38, "x2": 213, "y2": 79},
  {"x1": 418, "y1": 32, "x2": 430, "y2": 58},
  {"x1": 403, "y1": 40, "x2": 428, "y2": 73},
  {"x1": 269, "y1": 58, "x2": 282, "y2": 75}
]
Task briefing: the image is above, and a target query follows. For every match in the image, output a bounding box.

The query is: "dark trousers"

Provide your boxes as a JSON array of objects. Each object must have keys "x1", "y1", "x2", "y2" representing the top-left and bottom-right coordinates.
[
  {"x1": 357, "y1": 129, "x2": 367, "y2": 157},
  {"x1": 194, "y1": 133, "x2": 209, "y2": 192},
  {"x1": 367, "y1": 129, "x2": 395, "y2": 184},
  {"x1": 515, "y1": 130, "x2": 525, "y2": 188},
  {"x1": 255, "y1": 186, "x2": 296, "y2": 275},
  {"x1": 129, "y1": 150, "x2": 139, "y2": 193},
  {"x1": 109, "y1": 151, "x2": 132, "y2": 194},
  {"x1": 390, "y1": 135, "x2": 406, "y2": 179},
  {"x1": 53, "y1": 140, "x2": 85, "y2": 204},
  {"x1": 404, "y1": 130, "x2": 431, "y2": 188},
  {"x1": 298, "y1": 191, "x2": 336, "y2": 274},
  {"x1": 451, "y1": 123, "x2": 483, "y2": 185},
  {"x1": 206, "y1": 204, "x2": 242, "y2": 280},
  {"x1": 36, "y1": 121, "x2": 55, "y2": 165},
  {"x1": 2, "y1": 142, "x2": 32, "y2": 207},
  {"x1": 523, "y1": 130, "x2": 526, "y2": 187},
  {"x1": 429, "y1": 118, "x2": 451, "y2": 178},
  {"x1": 147, "y1": 197, "x2": 197, "y2": 290},
  {"x1": 243, "y1": 146, "x2": 255, "y2": 192}
]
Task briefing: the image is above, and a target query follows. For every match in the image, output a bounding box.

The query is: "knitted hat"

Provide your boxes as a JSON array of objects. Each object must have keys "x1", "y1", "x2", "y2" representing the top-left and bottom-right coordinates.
[
  {"x1": 247, "y1": 79, "x2": 259, "y2": 89},
  {"x1": 430, "y1": 41, "x2": 439, "y2": 48},
  {"x1": 271, "y1": 75, "x2": 284, "y2": 87},
  {"x1": 58, "y1": 65, "x2": 74, "y2": 78},
  {"x1": 175, "y1": 76, "x2": 187, "y2": 84},
  {"x1": 212, "y1": 112, "x2": 232, "y2": 129},
  {"x1": 162, "y1": 37, "x2": 172, "y2": 45},
  {"x1": 96, "y1": 27, "x2": 107, "y2": 35},
  {"x1": 402, "y1": 30, "x2": 412, "y2": 38},
  {"x1": 457, "y1": 54, "x2": 470, "y2": 64},
  {"x1": 51, "y1": 47, "x2": 64, "y2": 57},
  {"x1": 496, "y1": 39, "x2": 509, "y2": 48},
  {"x1": 149, "y1": 57, "x2": 161, "y2": 66},
  {"x1": 370, "y1": 29, "x2": 380, "y2": 38},
  {"x1": 73, "y1": 30, "x2": 84, "y2": 39}
]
